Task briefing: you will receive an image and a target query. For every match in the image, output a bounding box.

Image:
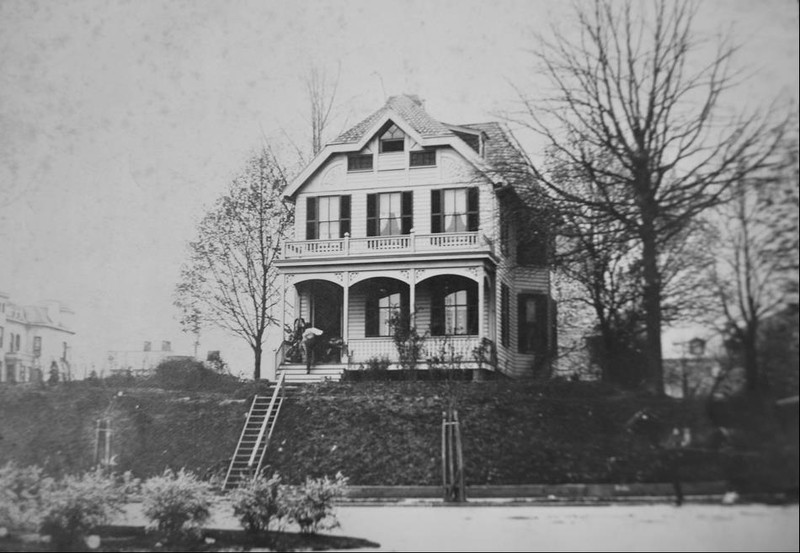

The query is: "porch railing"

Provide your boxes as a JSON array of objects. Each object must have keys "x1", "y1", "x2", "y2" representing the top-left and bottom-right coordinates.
[
  {"x1": 283, "y1": 231, "x2": 492, "y2": 259},
  {"x1": 344, "y1": 336, "x2": 483, "y2": 366}
]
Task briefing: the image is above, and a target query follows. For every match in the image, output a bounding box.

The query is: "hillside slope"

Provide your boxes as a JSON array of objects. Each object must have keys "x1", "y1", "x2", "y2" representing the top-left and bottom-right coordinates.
[{"x1": 1, "y1": 379, "x2": 796, "y2": 493}]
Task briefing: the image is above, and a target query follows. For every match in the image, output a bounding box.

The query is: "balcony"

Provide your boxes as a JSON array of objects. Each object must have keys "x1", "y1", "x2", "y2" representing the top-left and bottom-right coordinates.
[{"x1": 283, "y1": 231, "x2": 493, "y2": 260}]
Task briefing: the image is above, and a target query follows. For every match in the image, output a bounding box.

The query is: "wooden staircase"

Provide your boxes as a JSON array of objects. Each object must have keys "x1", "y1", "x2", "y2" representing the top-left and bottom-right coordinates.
[{"x1": 223, "y1": 372, "x2": 287, "y2": 491}]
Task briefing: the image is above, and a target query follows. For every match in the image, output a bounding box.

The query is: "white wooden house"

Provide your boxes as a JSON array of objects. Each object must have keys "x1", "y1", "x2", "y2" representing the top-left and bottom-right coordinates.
[{"x1": 275, "y1": 95, "x2": 555, "y2": 380}]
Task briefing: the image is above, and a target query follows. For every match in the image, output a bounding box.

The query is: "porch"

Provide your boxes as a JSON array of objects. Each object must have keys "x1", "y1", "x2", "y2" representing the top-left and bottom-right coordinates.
[{"x1": 275, "y1": 267, "x2": 498, "y2": 376}]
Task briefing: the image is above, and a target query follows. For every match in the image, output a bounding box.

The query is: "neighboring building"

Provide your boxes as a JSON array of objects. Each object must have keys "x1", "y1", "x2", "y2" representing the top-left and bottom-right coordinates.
[
  {"x1": 105, "y1": 340, "x2": 191, "y2": 376},
  {"x1": 275, "y1": 95, "x2": 556, "y2": 380},
  {"x1": 0, "y1": 291, "x2": 75, "y2": 383}
]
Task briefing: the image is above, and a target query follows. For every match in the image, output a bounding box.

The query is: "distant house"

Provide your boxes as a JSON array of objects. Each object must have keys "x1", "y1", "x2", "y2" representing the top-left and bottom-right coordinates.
[
  {"x1": 662, "y1": 325, "x2": 744, "y2": 399},
  {"x1": 274, "y1": 95, "x2": 556, "y2": 381},
  {"x1": 0, "y1": 291, "x2": 75, "y2": 383},
  {"x1": 106, "y1": 340, "x2": 192, "y2": 377}
]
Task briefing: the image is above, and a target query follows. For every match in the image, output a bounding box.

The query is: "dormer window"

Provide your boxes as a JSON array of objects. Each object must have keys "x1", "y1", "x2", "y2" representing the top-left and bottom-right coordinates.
[{"x1": 380, "y1": 123, "x2": 405, "y2": 153}]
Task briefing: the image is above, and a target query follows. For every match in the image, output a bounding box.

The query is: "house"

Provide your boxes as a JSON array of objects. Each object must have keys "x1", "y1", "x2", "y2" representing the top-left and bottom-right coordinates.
[
  {"x1": 0, "y1": 291, "x2": 75, "y2": 383},
  {"x1": 105, "y1": 340, "x2": 192, "y2": 377},
  {"x1": 274, "y1": 95, "x2": 556, "y2": 381}
]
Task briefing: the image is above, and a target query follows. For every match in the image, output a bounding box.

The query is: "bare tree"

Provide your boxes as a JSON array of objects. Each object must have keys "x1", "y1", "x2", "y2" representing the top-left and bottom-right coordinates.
[
  {"x1": 175, "y1": 148, "x2": 292, "y2": 380},
  {"x1": 509, "y1": 0, "x2": 786, "y2": 394},
  {"x1": 707, "y1": 137, "x2": 799, "y2": 393},
  {"x1": 305, "y1": 63, "x2": 340, "y2": 156}
]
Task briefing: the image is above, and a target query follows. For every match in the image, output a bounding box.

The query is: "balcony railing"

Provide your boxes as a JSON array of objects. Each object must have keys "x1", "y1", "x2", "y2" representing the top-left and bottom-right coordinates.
[{"x1": 283, "y1": 231, "x2": 492, "y2": 259}]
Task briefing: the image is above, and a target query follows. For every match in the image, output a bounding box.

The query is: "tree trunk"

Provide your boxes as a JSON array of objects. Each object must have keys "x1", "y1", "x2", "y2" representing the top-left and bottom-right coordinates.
[
  {"x1": 253, "y1": 343, "x2": 262, "y2": 381},
  {"x1": 642, "y1": 230, "x2": 665, "y2": 396},
  {"x1": 744, "y1": 324, "x2": 760, "y2": 394}
]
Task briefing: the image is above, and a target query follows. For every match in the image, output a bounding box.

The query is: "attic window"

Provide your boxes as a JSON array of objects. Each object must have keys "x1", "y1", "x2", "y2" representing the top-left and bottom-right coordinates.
[
  {"x1": 454, "y1": 131, "x2": 481, "y2": 154},
  {"x1": 380, "y1": 124, "x2": 405, "y2": 153}
]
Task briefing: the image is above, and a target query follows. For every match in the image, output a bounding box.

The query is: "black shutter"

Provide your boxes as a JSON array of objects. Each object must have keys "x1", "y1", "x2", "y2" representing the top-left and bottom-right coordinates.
[
  {"x1": 467, "y1": 187, "x2": 479, "y2": 231},
  {"x1": 517, "y1": 295, "x2": 529, "y2": 354},
  {"x1": 366, "y1": 194, "x2": 377, "y2": 237},
  {"x1": 401, "y1": 191, "x2": 413, "y2": 234},
  {"x1": 431, "y1": 189, "x2": 442, "y2": 233},
  {"x1": 365, "y1": 295, "x2": 377, "y2": 337},
  {"x1": 467, "y1": 286, "x2": 478, "y2": 335},
  {"x1": 431, "y1": 286, "x2": 444, "y2": 336},
  {"x1": 549, "y1": 297, "x2": 558, "y2": 356},
  {"x1": 340, "y1": 195, "x2": 351, "y2": 237},
  {"x1": 306, "y1": 197, "x2": 317, "y2": 240},
  {"x1": 535, "y1": 295, "x2": 549, "y2": 353}
]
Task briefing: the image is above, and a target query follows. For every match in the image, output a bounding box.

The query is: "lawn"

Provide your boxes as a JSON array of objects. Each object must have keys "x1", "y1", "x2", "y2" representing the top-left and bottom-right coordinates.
[{"x1": 1, "y1": 375, "x2": 797, "y2": 494}]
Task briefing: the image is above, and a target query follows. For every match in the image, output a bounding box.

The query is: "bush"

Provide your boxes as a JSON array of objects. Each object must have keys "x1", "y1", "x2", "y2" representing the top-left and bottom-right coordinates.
[
  {"x1": 39, "y1": 468, "x2": 127, "y2": 548},
  {"x1": 0, "y1": 462, "x2": 54, "y2": 532},
  {"x1": 284, "y1": 472, "x2": 348, "y2": 534},
  {"x1": 230, "y1": 473, "x2": 286, "y2": 534},
  {"x1": 141, "y1": 468, "x2": 213, "y2": 539}
]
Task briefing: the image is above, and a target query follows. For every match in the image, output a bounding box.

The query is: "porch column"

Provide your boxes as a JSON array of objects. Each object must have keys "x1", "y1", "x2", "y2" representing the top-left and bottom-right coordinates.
[
  {"x1": 477, "y1": 268, "x2": 485, "y2": 338},
  {"x1": 280, "y1": 273, "x2": 287, "y2": 339},
  {"x1": 343, "y1": 272, "x2": 350, "y2": 350},
  {"x1": 410, "y1": 268, "x2": 417, "y2": 327}
]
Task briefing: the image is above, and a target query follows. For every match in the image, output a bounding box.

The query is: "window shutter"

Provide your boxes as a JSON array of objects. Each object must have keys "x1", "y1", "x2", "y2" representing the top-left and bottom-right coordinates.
[
  {"x1": 367, "y1": 194, "x2": 377, "y2": 237},
  {"x1": 365, "y1": 295, "x2": 377, "y2": 337},
  {"x1": 431, "y1": 189, "x2": 442, "y2": 233},
  {"x1": 306, "y1": 197, "x2": 317, "y2": 240},
  {"x1": 517, "y1": 295, "x2": 527, "y2": 353},
  {"x1": 431, "y1": 287, "x2": 444, "y2": 336},
  {"x1": 340, "y1": 195, "x2": 351, "y2": 237},
  {"x1": 534, "y1": 294, "x2": 549, "y2": 353},
  {"x1": 467, "y1": 187, "x2": 479, "y2": 231},
  {"x1": 549, "y1": 297, "x2": 558, "y2": 356},
  {"x1": 401, "y1": 191, "x2": 413, "y2": 234},
  {"x1": 467, "y1": 286, "x2": 479, "y2": 335}
]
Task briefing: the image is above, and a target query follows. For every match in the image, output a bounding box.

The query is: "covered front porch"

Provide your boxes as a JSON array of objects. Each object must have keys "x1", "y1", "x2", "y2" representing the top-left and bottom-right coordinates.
[{"x1": 276, "y1": 266, "x2": 497, "y2": 374}]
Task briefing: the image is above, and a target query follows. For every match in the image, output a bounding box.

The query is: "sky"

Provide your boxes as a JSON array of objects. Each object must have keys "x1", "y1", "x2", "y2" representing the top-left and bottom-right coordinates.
[{"x1": 1, "y1": 0, "x2": 798, "y2": 378}]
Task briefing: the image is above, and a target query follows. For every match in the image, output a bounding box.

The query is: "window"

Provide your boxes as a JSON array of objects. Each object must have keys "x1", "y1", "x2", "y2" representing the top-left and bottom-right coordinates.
[
  {"x1": 62, "y1": 341, "x2": 68, "y2": 361},
  {"x1": 15, "y1": 334, "x2": 20, "y2": 352},
  {"x1": 410, "y1": 149, "x2": 436, "y2": 167},
  {"x1": 367, "y1": 192, "x2": 412, "y2": 236},
  {"x1": 306, "y1": 196, "x2": 351, "y2": 240},
  {"x1": 431, "y1": 188, "x2": 478, "y2": 233},
  {"x1": 379, "y1": 123, "x2": 405, "y2": 152},
  {"x1": 33, "y1": 336, "x2": 41, "y2": 357},
  {"x1": 432, "y1": 284, "x2": 478, "y2": 336},
  {"x1": 0, "y1": 326, "x2": 3, "y2": 349},
  {"x1": 347, "y1": 154, "x2": 373, "y2": 171},
  {"x1": 518, "y1": 293, "x2": 549, "y2": 354},
  {"x1": 517, "y1": 224, "x2": 550, "y2": 266},
  {"x1": 366, "y1": 288, "x2": 408, "y2": 337},
  {"x1": 500, "y1": 284, "x2": 510, "y2": 347}
]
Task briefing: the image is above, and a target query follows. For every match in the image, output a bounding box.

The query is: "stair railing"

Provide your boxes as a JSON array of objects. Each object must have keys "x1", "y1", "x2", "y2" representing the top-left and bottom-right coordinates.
[
  {"x1": 223, "y1": 395, "x2": 260, "y2": 490},
  {"x1": 247, "y1": 371, "x2": 286, "y2": 471}
]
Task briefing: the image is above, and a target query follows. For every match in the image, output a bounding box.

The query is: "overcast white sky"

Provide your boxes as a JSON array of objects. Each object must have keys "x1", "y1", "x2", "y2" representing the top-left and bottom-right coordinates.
[{"x1": 1, "y1": 0, "x2": 798, "y2": 377}]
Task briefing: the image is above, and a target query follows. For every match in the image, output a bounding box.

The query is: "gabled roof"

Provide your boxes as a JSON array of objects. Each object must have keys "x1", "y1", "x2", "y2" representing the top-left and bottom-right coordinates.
[
  {"x1": 332, "y1": 95, "x2": 453, "y2": 144},
  {"x1": 284, "y1": 94, "x2": 540, "y2": 203}
]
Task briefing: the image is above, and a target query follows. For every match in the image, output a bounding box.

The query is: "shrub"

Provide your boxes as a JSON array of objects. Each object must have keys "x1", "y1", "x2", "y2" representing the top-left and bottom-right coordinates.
[
  {"x1": 141, "y1": 468, "x2": 213, "y2": 539},
  {"x1": 230, "y1": 473, "x2": 286, "y2": 534},
  {"x1": 0, "y1": 462, "x2": 54, "y2": 532},
  {"x1": 39, "y1": 468, "x2": 127, "y2": 548},
  {"x1": 284, "y1": 472, "x2": 348, "y2": 534}
]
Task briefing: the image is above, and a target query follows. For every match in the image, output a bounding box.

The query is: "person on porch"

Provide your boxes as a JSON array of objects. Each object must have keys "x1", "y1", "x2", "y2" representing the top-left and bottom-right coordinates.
[{"x1": 301, "y1": 326, "x2": 324, "y2": 373}]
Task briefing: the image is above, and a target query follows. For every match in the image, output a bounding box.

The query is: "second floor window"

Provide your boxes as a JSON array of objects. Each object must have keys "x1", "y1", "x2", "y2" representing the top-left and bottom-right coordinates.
[
  {"x1": 0, "y1": 326, "x2": 3, "y2": 349},
  {"x1": 33, "y1": 336, "x2": 42, "y2": 357},
  {"x1": 367, "y1": 192, "x2": 413, "y2": 236},
  {"x1": 347, "y1": 154, "x2": 373, "y2": 171},
  {"x1": 306, "y1": 195, "x2": 351, "y2": 240},
  {"x1": 431, "y1": 188, "x2": 479, "y2": 233},
  {"x1": 410, "y1": 149, "x2": 436, "y2": 167}
]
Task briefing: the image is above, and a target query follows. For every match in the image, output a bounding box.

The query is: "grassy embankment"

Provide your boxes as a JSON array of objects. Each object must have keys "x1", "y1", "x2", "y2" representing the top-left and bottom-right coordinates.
[{"x1": 1, "y1": 375, "x2": 796, "y2": 493}]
